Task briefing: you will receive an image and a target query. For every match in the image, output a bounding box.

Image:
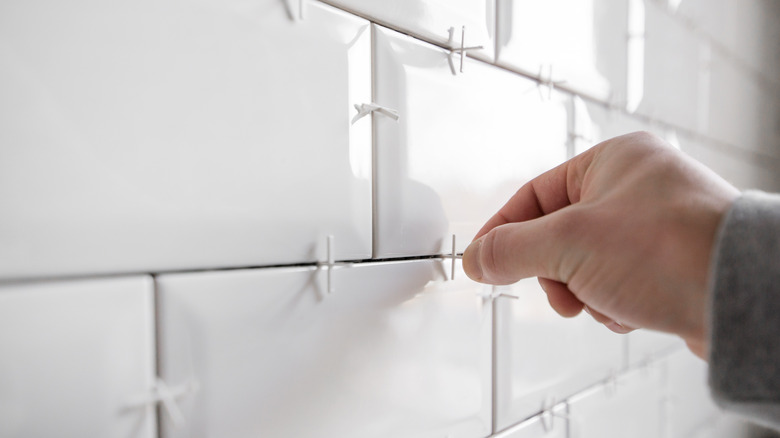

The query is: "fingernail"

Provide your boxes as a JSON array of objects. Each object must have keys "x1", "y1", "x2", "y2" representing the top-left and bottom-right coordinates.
[
  {"x1": 462, "y1": 238, "x2": 483, "y2": 281},
  {"x1": 607, "y1": 321, "x2": 631, "y2": 334}
]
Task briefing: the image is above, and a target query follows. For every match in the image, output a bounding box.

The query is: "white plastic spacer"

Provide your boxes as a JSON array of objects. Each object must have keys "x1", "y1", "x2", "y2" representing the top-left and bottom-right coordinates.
[
  {"x1": 317, "y1": 235, "x2": 352, "y2": 295},
  {"x1": 478, "y1": 286, "x2": 519, "y2": 301},
  {"x1": 440, "y1": 234, "x2": 462, "y2": 281},
  {"x1": 536, "y1": 65, "x2": 566, "y2": 100},
  {"x1": 282, "y1": 0, "x2": 305, "y2": 21},
  {"x1": 351, "y1": 103, "x2": 400, "y2": 125},
  {"x1": 125, "y1": 378, "x2": 198, "y2": 428},
  {"x1": 446, "y1": 26, "x2": 484, "y2": 75}
]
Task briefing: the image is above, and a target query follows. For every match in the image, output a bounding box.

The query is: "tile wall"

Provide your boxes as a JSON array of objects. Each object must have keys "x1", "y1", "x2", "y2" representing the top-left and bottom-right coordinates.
[{"x1": 1, "y1": 0, "x2": 778, "y2": 436}]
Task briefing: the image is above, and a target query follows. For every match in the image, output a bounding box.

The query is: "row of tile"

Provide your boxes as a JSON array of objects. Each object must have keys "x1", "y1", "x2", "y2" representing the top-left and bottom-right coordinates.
[
  {"x1": 670, "y1": 0, "x2": 780, "y2": 93},
  {"x1": 1, "y1": 260, "x2": 711, "y2": 438},
  {"x1": 324, "y1": 0, "x2": 780, "y2": 152},
  {"x1": 495, "y1": 348, "x2": 719, "y2": 438},
  {"x1": 4, "y1": 0, "x2": 771, "y2": 280}
]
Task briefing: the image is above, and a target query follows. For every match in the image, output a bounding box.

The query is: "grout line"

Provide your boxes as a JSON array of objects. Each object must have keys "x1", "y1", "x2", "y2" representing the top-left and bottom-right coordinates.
[
  {"x1": 152, "y1": 274, "x2": 163, "y2": 438},
  {"x1": 491, "y1": 294, "x2": 498, "y2": 435},
  {"x1": 370, "y1": 23, "x2": 379, "y2": 260},
  {"x1": 0, "y1": 254, "x2": 464, "y2": 286}
]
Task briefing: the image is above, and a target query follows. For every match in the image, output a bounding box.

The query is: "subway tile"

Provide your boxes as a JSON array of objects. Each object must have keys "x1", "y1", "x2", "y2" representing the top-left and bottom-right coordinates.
[
  {"x1": 373, "y1": 25, "x2": 568, "y2": 258},
  {"x1": 324, "y1": 0, "x2": 496, "y2": 62},
  {"x1": 679, "y1": 135, "x2": 780, "y2": 191},
  {"x1": 157, "y1": 259, "x2": 492, "y2": 437},
  {"x1": 0, "y1": 276, "x2": 155, "y2": 438},
  {"x1": 567, "y1": 366, "x2": 665, "y2": 438},
  {"x1": 634, "y1": 0, "x2": 701, "y2": 131},
  {"x1": 705, "y1": 48, "x2": 780, "y2": 157},
  {"x1": 496, "y1": 0, "x2": 629, "y2": 103},
  {"x1": 0, "y1": 0, "x2": 371, "y2": 279},
  {"x1": 676, "y1": 0, "x2": 779, "y2": 88},
  {"x1": 494, "y1": 278, "x2": 624, "y2": 430},
  {"x1": 626, "y1": 329, "x2": 683, "y2": 367},
  {"x1": 571, "y1": 97, "x2": 649, "y2": 156}
]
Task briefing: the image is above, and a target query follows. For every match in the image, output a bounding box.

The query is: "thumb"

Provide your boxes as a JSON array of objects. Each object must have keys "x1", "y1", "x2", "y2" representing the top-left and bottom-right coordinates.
[{"x1": 462, "y1": 211, "x2": 574, "y2": 285}]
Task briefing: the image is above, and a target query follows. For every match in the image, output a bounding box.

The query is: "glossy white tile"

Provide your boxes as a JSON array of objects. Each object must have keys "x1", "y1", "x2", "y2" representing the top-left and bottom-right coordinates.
[
  {"x1": 157, "y1": 259, "x2": 492, "y2": 438},
  {"x1": 635, "y1": 0, "x2": 701, "y2": 130},
  {"x1": 494, "y1": 278, "x2": 624, "y2": 430},
  {"x1": 496, "y1": 0, "x2": 629, "y2": 103},
  {"x1": 568, "y1": 367, "x2": 665, "y2": 438},
  {"x1": 325, "y1": 0, "x2": 495, "y2": 62},
  {"x1": 706, "y1": 48, "x2": 780, "y2": 157},
  {"x1": 0, "y1": 0, "x2": 371, "y2": 279},
  {"x1": 664, "y1": 349, "x2": 719, "y2": 438},
  {"x1": 679, "y1": 135, "x2": 780, "y2": 191},
  {"x1": 626, "y1": 329, "x2": 683, "y2": 367},
  {"x1": 374, "y1": 26, "x2": 569, "y2": 258},
  {"x1": 571, "y1": 97, "x2": 649, "y2": 156},
  {"x1": 0, "y1": 277, "x2": 155, "y2": 438}
]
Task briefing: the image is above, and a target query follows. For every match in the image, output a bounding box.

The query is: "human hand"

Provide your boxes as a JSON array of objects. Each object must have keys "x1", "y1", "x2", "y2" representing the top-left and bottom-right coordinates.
[{"x1": 462, "y1": 132, "x2": 739, "y2": 359}]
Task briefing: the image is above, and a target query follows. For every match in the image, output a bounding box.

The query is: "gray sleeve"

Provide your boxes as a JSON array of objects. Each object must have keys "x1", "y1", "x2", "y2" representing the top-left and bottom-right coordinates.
[{"x1": 709, "y1": 191, "x2": 780, "y2": 429}]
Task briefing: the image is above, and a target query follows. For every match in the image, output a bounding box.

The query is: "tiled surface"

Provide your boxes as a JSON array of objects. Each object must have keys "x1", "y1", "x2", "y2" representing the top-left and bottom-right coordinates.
[
  {"x1": 374, "y1": 26, "x2": 568, "y2": 257},
  {"x1": 494, "y1": 278, "x2": 623, "y2": 430},
  {"x1": 324, "y1": 0, "x2": 496, "y2": 62},
  {"x1": 705, "y1": 47, "x2": 780, "y2": 157},
  {"x1": 0, "y1": 277, "x2": 155, "y2": 438},
  {"x1": 1, "y1": 0, "x2": 777, "y2": 436},
  {"x1": 635, "y1": 0, "x2": 701, "y2": 131},
  {"x1": 567, "y1": 367, "x2": 665, "y2": 438},
  {"x1": 496, "y1": 0, "x2": 629, "y2": 103},
  {"x1": 157, "y1": 259, "x2": 492, "y2": 438},
  {"x1": 0, "y1": 0, "x2": 372, "y2": 279},
  {"x1": 571, "y1": 97, "x2": 649, "y2": 156},
  {"x1": 679, "y1": 135, "x2": 780, "y2": 191},
  {"x1": 676, "y1": 0, "x2": 780, "y2": 91},
  {"x1": 626, "y1": 330, "x2": 683, "y2": 367}
]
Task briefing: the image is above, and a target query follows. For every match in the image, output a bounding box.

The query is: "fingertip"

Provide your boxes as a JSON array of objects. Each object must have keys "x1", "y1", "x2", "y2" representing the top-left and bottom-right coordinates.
[{"x1": 462, "y1": 238, "x2": 484, "y2": 282}]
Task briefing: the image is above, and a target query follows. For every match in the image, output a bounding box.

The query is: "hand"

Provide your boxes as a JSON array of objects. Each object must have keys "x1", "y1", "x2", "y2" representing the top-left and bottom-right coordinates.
[{"x1": 462, "y1": 132, "x2": 739, "y2": 359}]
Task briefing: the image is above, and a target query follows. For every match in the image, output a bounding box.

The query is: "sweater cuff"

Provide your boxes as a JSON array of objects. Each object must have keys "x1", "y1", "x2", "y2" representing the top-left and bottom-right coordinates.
[{"x1": 709, "y1": 191, "x2": 780, "y2": 429}]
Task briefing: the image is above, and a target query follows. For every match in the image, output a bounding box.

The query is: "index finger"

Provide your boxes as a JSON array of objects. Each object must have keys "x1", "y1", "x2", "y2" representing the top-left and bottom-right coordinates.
[{"x1": 472, "y1": 146, "x2": 597, "y2": 240}]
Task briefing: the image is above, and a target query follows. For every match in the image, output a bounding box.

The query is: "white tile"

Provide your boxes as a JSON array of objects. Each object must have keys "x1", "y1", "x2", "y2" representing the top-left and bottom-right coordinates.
[
  {"x1": 496, "y1": 0, "x2": 629, "y2": 103},
  {"x1": 571, "y1": 97, "x2": 649, "y2": 156},
  {"x1": 0, "y1": 0, "x2": 371, "y2": 279},
  {"x1": 635, "y1": 0, "x2": 701, "y2": 130},
  {"x1": 705, "y1": 48, "x2": 780, "y2": 156},
  {"x1": 157, "y1": 259, "x2": 492, "y2": 438},
  {"x1": 626, "y1": 330, "x2": 683, "y2": 367},
  {"x1": 664, "y1": 349, "x2": 719, "y2": 438},
  {"x1": 493, "y1": 406, "x2": 568, "y2": 438},
  {"x1": 568, "y1": 367, "x2": 665, "y2": 438},
  {"x1": 679, "y1": 135, "x2": 780, "y2": 191},
  {"x1": 0, "y1": 277, "x2": 155, "y2": 438},
  {"x1": 494, "y1": 278, "x2": 624, "y2": 430},
  {"x1": 325, "y1": 0, "x2": 496, "y2": 62},
  {"x1": 677, "y1": 0, "x2": 777, "y2": 87},
  {"x1": 374, "y1": 26, "x2": 569, "y2": 258}
]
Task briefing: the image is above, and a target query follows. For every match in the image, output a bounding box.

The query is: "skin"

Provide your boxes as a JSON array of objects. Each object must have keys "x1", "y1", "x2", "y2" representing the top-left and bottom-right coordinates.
[{"x1": 462, "y1": 132, "x2": 739, "y2": 359}]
